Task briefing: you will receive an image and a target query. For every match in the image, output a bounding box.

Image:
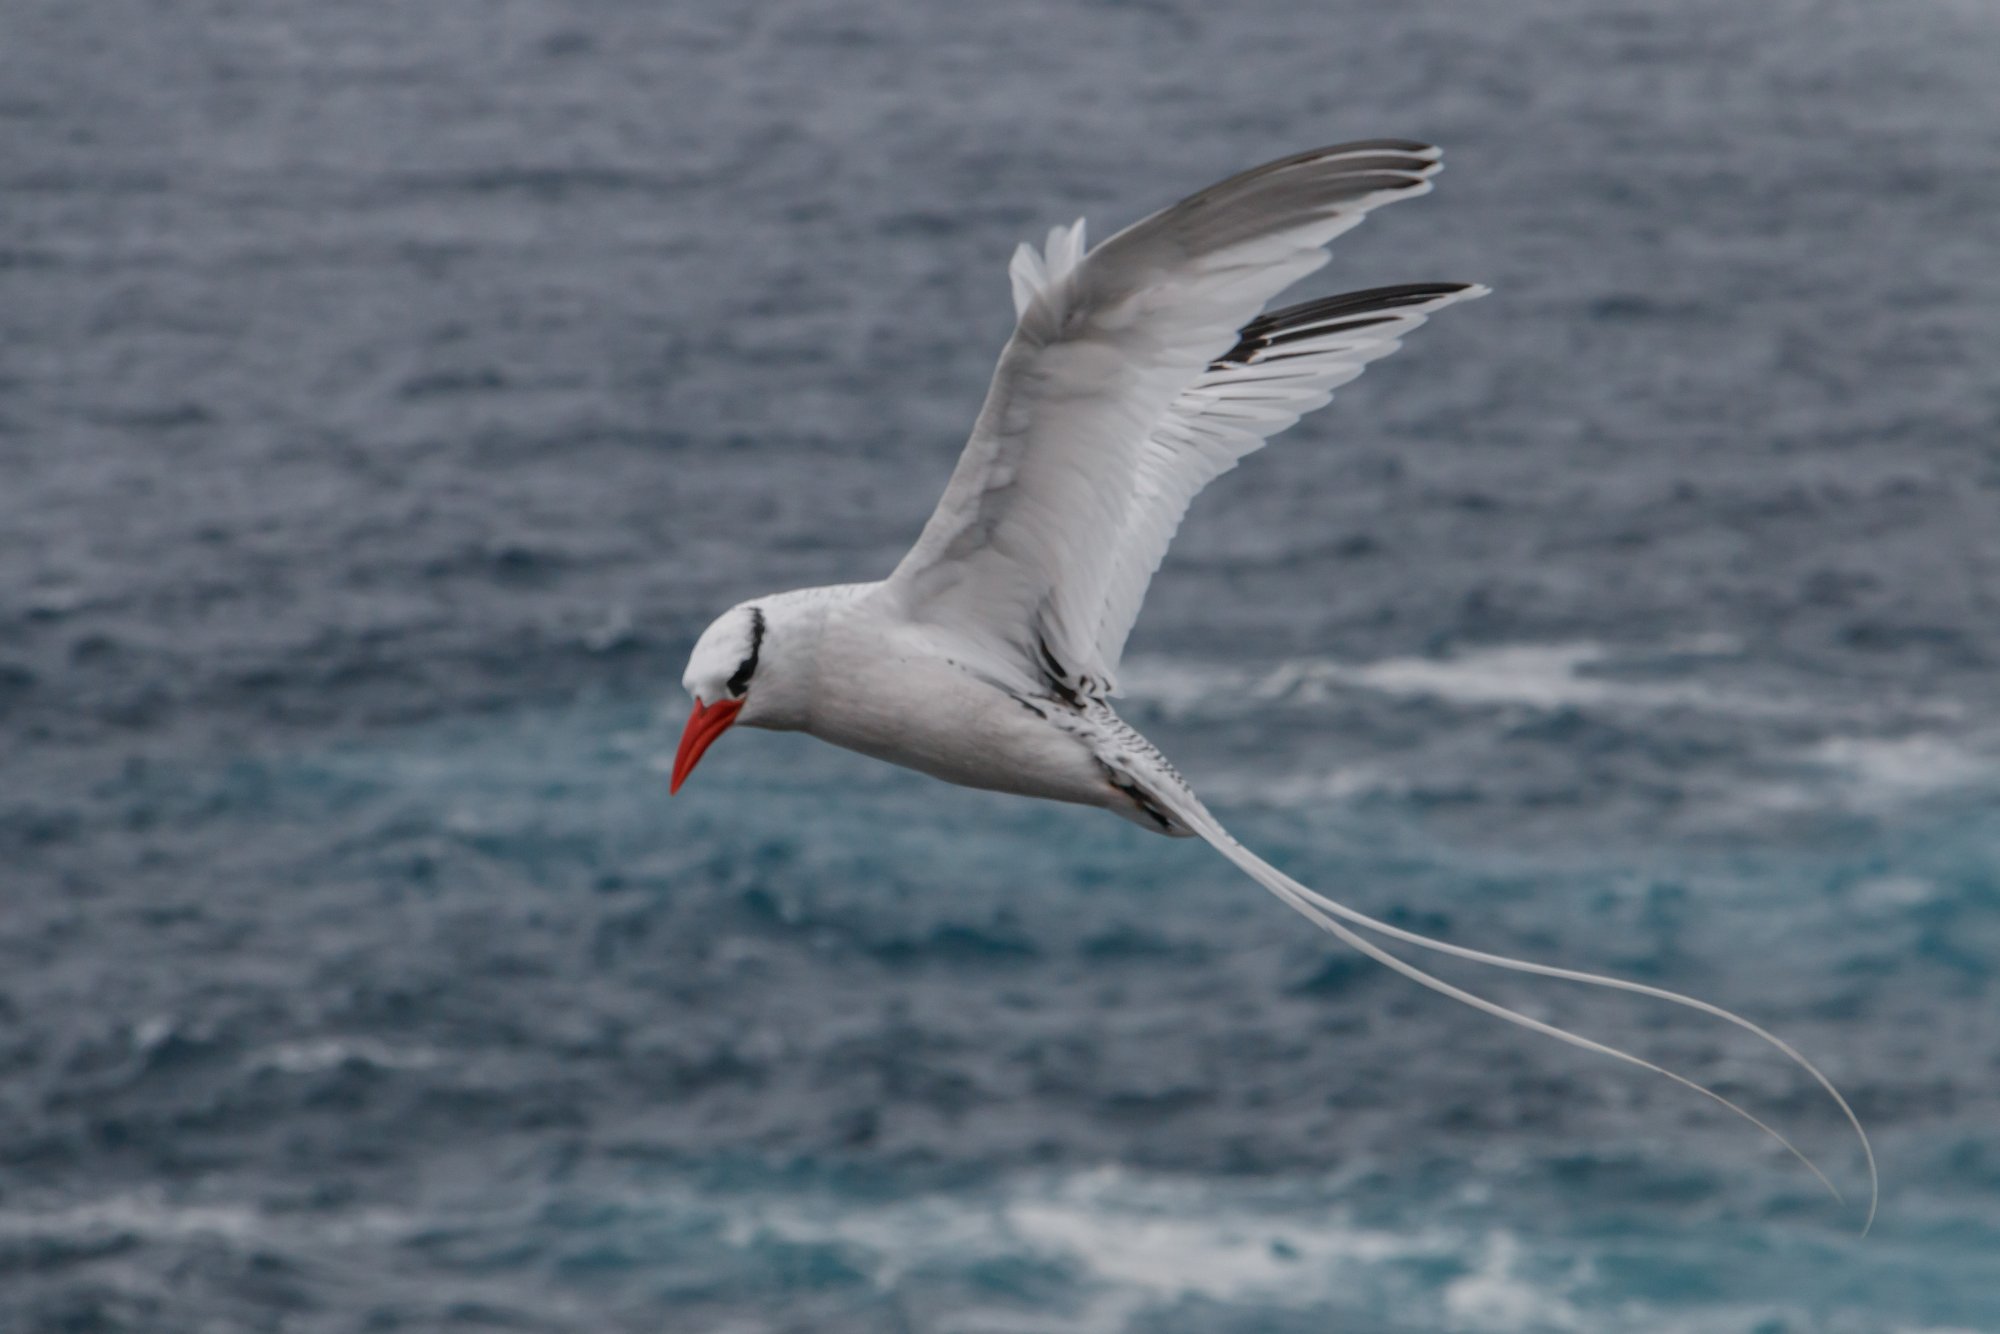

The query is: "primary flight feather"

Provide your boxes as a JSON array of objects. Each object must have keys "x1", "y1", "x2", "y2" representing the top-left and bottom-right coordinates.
[{"x1": 672, "y1": 141, "x2": 1875, "y2": 1228}]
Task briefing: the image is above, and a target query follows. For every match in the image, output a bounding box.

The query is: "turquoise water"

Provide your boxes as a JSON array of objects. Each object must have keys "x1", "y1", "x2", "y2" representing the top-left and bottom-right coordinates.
[{"x1": 8, "y1": 689, "x2": 1994, "y2": 1329}]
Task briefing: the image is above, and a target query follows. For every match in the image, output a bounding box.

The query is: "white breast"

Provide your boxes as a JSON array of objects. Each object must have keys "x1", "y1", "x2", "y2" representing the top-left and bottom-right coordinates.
[{"x1": 800, "y1": 595, "x2": 1116, "y2": 810}]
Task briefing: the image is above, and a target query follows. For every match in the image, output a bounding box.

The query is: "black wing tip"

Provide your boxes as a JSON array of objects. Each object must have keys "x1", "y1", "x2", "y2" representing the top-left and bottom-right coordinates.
[
  {"x1": 1216, "y1": 283, "x2": 1485, "y2": 367},
  {"x1": 1243, "y1": 282, "x2": 1482, "y2": 335}
]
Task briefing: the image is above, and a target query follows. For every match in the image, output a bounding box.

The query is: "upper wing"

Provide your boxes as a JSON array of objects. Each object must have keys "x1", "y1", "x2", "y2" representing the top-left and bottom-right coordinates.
[
  {"x1": 878, "y1": 141, "x2": 1483, "y2": 699},
  {"x1": 1087, "y1": 280, "x2": 1485, "y2": 687}
]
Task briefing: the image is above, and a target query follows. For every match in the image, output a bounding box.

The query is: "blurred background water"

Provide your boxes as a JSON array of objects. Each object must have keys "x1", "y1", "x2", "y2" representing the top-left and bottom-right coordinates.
[{"x1": 4, "y1": 1, "x2": 1999, "y2": 1330}]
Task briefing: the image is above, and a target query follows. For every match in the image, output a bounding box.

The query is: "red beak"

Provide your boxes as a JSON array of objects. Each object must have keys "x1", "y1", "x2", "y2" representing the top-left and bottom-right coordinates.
[{"x1": 671, "y1": 697, "x2": 743, "y2": 794}]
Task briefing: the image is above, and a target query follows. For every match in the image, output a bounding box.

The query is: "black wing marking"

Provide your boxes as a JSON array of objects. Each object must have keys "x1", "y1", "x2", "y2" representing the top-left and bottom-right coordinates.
[{"x1": 1214, "y1": 282, "x2": 1480, "y2": 369}]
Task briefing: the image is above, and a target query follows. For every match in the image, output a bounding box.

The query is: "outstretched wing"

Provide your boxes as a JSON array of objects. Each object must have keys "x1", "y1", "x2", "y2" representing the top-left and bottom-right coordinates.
[
  {"x1": 878, "y1": 140, "x2": 1484, "y2": 699},
  {"x1": 1087, "y1": 280, "x2": 1483, "y2": 689}
]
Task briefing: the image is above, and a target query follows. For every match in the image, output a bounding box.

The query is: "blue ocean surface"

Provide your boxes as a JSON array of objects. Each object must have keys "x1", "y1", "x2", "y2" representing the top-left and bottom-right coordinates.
[{"x1": 4, "y1": 1, "x2": 1999, "y2": 1330}]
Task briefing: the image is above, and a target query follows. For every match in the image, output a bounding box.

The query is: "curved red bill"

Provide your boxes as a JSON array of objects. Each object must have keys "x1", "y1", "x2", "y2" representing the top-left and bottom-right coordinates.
[{"x1": 670, "y1": 697, "x2": 743, "y2": 794}]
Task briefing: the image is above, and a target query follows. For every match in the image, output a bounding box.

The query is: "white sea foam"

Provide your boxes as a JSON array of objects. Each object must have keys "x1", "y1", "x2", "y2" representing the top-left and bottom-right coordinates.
[
  {"x1": 1811, "y1": 734, "x2": 1991, "y2": 802},
  {"x1": 255, "y1": 1037, "x2": 443, "y2": 1074},
  {"x1": 1, "y1": 1173, "x2": 1955, "y2": 1332},
  {"x1": 697, "y1": 1167, "x2": 1936, "y2": 1332},
  {"x1": 708, "y1": 1166, "x2": 1568, "y2": 1330},
  {"x1": 1442, "y1": 1233, "x2": 1585, "y2": 1332},
  {"x1": 1126, "y1": 643, "x2": 1997, "y2": 818},
  {"x1": 1000, "y1": 1168, "x2": 1429, "y2": 1301},
  {"x1": 0, "y1": 1194, "x2": 406, "y2": 1246},
  {"x1": 1124, "y1": 639, "x2": 1789, "y2": 720},
  {"x1": 0, "y1": 1196, "x2": 267, "y2": 1244},
  {"x1": 1337, "y1": 642, "x2": 1680, "y2": 711}
]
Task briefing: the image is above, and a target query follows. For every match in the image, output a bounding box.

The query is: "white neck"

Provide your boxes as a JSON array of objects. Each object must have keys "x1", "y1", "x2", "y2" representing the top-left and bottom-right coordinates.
[{"x1": 733, "y1": 582, "x2": 877, "y2": 732}]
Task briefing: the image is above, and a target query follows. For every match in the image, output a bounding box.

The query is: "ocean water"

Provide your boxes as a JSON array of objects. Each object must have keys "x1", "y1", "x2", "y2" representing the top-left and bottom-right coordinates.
[{"x1": 5, "y1": 1, "x2": 2000, "y2": 1330}]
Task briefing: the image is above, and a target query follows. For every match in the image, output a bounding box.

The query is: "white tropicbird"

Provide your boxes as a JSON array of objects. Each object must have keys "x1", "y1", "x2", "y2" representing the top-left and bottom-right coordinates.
[{"x1": 673, "y1": 141, "x2": 1874, "y2": 1227}]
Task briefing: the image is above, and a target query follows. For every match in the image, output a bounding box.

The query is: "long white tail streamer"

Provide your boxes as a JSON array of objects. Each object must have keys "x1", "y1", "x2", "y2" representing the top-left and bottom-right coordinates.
[{"x1": 1168, "y1": 799, "x2": 1877, "y2": 1233}]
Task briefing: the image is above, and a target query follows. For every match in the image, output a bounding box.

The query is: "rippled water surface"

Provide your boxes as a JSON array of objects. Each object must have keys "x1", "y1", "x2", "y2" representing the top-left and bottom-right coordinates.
[{"x1": 5, "y1": 1, "x2": 1999, "y2": 1329}]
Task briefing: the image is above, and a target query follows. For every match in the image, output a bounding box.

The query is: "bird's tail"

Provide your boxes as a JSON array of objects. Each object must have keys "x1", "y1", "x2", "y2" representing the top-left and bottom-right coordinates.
[{"x1": 1157, "y1": 791, "x2": 1877, "y2": 1233}]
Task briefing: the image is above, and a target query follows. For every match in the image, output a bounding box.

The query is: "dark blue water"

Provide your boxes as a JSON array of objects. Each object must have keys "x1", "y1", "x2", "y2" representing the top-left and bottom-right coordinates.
[{"x1": 5, "y1": 1, "x2": 1999, "y2": 1329}]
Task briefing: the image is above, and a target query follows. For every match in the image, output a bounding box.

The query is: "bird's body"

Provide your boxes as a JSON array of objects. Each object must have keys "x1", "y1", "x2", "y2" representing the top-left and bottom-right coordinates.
[
  {"x1": 715, "y1": 580, "x2": 1197, "y2": 830},
  {"x1": 672, "y1": 141, "x2": 1875, "y2": 1225}
]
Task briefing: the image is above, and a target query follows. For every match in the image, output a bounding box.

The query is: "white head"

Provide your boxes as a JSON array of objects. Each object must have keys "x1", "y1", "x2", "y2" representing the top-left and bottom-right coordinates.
[
  {"x1": 672, "y1": 601, "x2": 768, "y2": 793},
  {"x1": 681, "y1": 602, "x2": 767, "y2": 711}
]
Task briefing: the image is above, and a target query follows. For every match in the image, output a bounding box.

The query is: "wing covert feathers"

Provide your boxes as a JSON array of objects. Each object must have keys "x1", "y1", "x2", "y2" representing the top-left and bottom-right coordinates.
[
  {"x1": 887, "y1": 141, "x2": 1476, "y2": 700},
  {"x1": 1085, "y1": 281, "x2": 1485, "y2": 682},
  {"x1": 1009, "y1": 218, "x2": 1088, "y2": 320}
]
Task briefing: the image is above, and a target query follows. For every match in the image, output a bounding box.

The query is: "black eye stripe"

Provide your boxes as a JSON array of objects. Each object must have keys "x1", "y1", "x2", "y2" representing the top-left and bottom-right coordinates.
[{"x1": 727, "y1": 607, "x2": 765, "y2": 696}]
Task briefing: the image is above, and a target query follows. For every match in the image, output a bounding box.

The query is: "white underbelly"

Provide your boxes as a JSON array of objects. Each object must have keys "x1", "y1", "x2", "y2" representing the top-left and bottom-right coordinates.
[{"x1": 804, "y1": 657, "x2": 1112, "y2": 811}]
